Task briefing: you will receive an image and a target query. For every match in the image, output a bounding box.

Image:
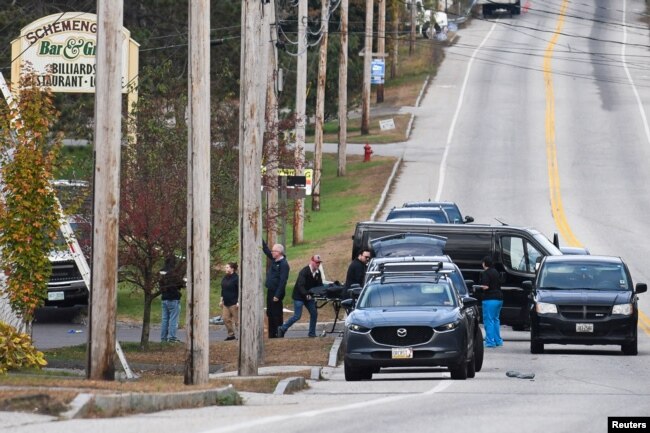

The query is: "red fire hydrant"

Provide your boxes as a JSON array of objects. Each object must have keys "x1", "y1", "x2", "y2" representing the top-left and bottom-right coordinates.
[{"x1": 363, "y1": 143, "x2": 373, "y2": 162}]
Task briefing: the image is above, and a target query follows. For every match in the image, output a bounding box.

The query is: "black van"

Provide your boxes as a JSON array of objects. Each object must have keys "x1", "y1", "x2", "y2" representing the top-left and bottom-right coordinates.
[{"x1": 352, "y1": 221, "x2": 563, "y2": 329}]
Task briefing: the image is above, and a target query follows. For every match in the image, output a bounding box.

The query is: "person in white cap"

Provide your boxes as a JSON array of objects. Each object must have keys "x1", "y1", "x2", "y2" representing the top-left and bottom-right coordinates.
[{"x1": 278, "y1": 254, "x2": 324, "y2": 338}]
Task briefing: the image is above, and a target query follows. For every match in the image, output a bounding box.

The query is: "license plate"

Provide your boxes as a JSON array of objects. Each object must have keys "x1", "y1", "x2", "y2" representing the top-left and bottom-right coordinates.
[
  {"x1": 48, "y1": 291, "x2": 65, "y2": 301},
  {"x1": 576, "y1": 323, "x2": 593, "y2": 333},
  {"x1": 391, "y1": 347, "x2": 413, "y2": 359}
]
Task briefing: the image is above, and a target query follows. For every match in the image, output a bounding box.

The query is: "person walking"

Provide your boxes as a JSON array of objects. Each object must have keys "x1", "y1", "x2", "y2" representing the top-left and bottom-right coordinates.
[
  {"x1": 345, "y1": 249, "x2": 371, "y2": 289},
  {"x1": 278, "y1": 254, "x2": 324, "y2": 338},
  {"x1": 262, "y1": 240, "x2": 289, "y2": 338},
  {"x1": 220, "y1": 262, "x2": 239, "y2": 341},
  {"x1": 160, "y1": 255, "x2": 185, "y2": 343},
  {"x1": 478, "y1": 256, "x2": 504, "y2": 347}
]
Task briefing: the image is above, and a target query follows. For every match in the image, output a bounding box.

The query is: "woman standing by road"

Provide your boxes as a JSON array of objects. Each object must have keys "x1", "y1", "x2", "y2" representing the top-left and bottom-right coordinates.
[
  {"x1": 220, "y1": 262, "x2": 239, "y2": 341},
  {"x1": 478, "y1": 256, "x2": 503, "y2": 347}
]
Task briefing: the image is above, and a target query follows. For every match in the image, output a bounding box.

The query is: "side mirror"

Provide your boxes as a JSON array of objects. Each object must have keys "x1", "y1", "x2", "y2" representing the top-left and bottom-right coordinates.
[
  {"x1": 347, "y1": 286, "x2": 362, "y2": 299},
  {"x1": 522, "y1": 280, "x2": 533, "y2": 291},
  {"x1": 341, "y1": 298, "x2": 355, "y2": 313},
  {"x1": 461, "y1": 296, "x2": 478, "y2": 308},
  {"x1": 635, "y1": 283, "x2": 647, "y2": 294},
  {"x1": 464, "y1": 215, "x2": 474, "y2": 223}
]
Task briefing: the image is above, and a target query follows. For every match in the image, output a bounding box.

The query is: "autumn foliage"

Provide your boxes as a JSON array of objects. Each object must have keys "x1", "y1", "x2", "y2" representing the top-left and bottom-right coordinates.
[{"x1": 0, "y1": 71, "x2": 64, "y2": 322}]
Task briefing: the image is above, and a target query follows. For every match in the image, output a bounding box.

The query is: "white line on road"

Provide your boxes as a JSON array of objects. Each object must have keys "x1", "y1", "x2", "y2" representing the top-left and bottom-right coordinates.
[
  {"x1": 198, "y1": 381, "x2": 453, "y2": 433},
  {"x1": 620, "y1": 0, "x2": 650, "y2": 147},
  {"x1": 434, "y1": 22, "x2": 497, "y2": 201}
]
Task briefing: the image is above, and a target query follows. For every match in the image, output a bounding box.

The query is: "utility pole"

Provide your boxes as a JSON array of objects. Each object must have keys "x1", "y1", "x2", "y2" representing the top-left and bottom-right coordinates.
[
  {"x1": 185, "y1": 0, "x2": 210, "y2": 385},
  {"x1": 361, "y1": 0, "x2": 373, "y2": 135},
  {"x1": 239, "y1": 0, "x2": 268, "y2": 375},
  {"x1": 265, "y1": 1, "x2": 279, "y2": 249},
  {"x1": 88, "y1": 0, "x2": 123, "y2": 381},
  {"x1": 337, "y1": 0, "x2": 349, "y2": 177},
  {"x1": 376, "y1": 0, "x2": 385, "y2": 103},
  {"x1": 410, "y1": 0, "x2": 416, "y2": 56},
  {"x1": 313, "y1": 0, "x2": 330, "y2": 211},
  {"x1": 293, "y1": 0, "x2": 307, "y2": 244},
  {"x1": 391, "y1": 0, "x2": 399, "y2": 78}
]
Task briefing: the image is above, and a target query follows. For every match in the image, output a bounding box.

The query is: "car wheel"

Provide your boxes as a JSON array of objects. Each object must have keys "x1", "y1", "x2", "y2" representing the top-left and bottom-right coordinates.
[
  {"x1": 344, "y1": 361, "x2": 373, "y2": 381},
  {"x1": 530, "y1": 339, "x2": 544, "y2": 354},
  {"x1": 449, "y1": 359, "x2": 468, "y2": 380},
  {"x1": 622, "y1": 338, "x2": 638, "y2": 356},
  {"x1": 467, "y1": 351, "x2": 476, "y2": 379},
  {"x1": 344, "y1": 361, "x2": 362, "y2": 381},
  {"x1": 474, "y1": 328, "x2": 484, "y2": 372}
]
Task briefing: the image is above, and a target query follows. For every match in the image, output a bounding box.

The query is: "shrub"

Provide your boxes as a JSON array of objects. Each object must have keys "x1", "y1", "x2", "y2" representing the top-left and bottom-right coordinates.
[{"x1": 0, "y1": 321, "x2": 47, "y2": 374}]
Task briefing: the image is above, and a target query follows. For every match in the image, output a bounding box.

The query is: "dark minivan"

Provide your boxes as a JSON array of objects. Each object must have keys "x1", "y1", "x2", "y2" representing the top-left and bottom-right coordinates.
[
  {"x1": 527, "y1": 255, "x2": 646, "y2": 355},
  {"x1": 352, "y1": 221, "x2": 563, "y2": 329}
]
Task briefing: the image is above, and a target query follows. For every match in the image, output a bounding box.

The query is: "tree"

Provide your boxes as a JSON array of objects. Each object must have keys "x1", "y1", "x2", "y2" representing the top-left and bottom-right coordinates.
[
  {"x1": 0, "y1": 71, "x2": 65, "y2": 325},
  {"x1": 119, "y1": 62, "x2": 188, "y2": 348}
]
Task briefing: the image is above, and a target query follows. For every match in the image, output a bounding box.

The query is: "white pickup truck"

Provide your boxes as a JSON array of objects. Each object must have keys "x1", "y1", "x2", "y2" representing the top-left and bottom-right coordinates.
[{"x1": 478, "y1": 0, "x2": 521, "y2": 16}]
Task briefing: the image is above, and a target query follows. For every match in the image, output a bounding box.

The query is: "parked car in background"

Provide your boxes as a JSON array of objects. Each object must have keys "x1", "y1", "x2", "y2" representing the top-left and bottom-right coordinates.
[
  {"x1": 386, "y1": 206, "x2": 450, "y2": 223},
  {"x1": 526, "y1": 255, "x2": 646, "y2": 355},
  {"x1": 342, "y1": 263, "x2": 480, "y2": 381},
  {"x1": 402, "y1": 201, "x2": 474, "y2": 224}
]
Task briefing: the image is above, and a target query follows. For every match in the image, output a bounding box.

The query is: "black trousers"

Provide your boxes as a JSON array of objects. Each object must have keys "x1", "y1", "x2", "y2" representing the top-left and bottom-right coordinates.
[{"x1": 266, "y1": 290, "x2": 283, "y2": 338}]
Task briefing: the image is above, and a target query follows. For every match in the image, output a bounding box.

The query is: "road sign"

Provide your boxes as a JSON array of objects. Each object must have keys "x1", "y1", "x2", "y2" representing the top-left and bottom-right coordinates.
[{"x1": 371, "y1": 59, "x2": 385, "y2": 85}]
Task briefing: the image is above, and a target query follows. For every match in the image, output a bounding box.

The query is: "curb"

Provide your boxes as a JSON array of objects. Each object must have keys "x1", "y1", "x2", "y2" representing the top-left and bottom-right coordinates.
[
  {"x1": 328, "y1": 336, "x2": 342, "y2": 367},
  {"x1": 273, "y1": 376, "x2": 306, "y2": 395},
  {"x1": 60, "y1": 386, "x2": 240, "y2": 419},
  {"x1": 414, "y1": 75, "x2": 430, "y2": 108},
  {"x1": 369, "y1": 156, "x2": 403, "y2": 221}
]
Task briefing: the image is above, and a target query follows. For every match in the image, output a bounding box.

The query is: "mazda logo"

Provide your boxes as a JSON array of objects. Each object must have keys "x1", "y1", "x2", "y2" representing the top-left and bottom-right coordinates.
[{"x1": 396, "y1": 328, "x2": 407, "y2": 338}]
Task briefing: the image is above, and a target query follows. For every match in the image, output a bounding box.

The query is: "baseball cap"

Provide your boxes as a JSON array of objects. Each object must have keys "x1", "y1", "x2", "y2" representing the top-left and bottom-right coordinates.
[{"x1": 311, "y1": 254, "x2": 323, "y2": 264}]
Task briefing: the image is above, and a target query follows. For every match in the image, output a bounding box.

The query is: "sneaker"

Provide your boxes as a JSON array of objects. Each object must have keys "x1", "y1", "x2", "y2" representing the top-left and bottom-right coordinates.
[
  {"x1": 225, "y1": 336, "x2": 236, "y2": 341},
  {"x1": 277, "y1": 326, "x2": 285, "y2": 338},
  {"x1": 168, "y1": 337, "x2": 182, "y2": 343},
  {"x1": 308, "y1": 334, "x2": 316, "y2": 338}
]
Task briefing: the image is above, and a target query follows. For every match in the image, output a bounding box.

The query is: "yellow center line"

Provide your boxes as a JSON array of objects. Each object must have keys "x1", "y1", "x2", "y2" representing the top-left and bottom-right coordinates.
[
  {"x1": 639, "y1": 310, "x2": 650, "y2": 337},
  {"x1": 543, "y1": 1, "x2": 650, "y2": 333},
  {"x1": 543, "y1": 0, "x2": 582, "y2": 248}
]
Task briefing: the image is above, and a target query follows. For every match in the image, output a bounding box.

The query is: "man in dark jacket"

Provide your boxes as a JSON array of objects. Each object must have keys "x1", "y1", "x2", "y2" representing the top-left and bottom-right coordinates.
[
  {"x1": 478, "y1": 256, "x2": 504, "y2": 348},
  {"x1": 263, "y1": 240, "x2": 290, "y2": 338},
  {"x1": 345, "y1": 249, "x2": 371, "y2": 289},
  {"x1": 278, "y1": 254, "x2": 324, "y2": 338},
  {"x1": 159, "y1": 255, "x2": 185, "y2": 343}
]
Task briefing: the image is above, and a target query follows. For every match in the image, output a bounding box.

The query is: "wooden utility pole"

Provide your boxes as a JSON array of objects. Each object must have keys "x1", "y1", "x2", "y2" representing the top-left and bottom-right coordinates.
[
  {"x1": 410, "y1": 0, "x2": 416, "y2": 56},
  {"x1": 313, "y1": 0, "x2": 330, "y2": 211},
  {"x1": 265, "y1": 1, "x2": 279, "y2": 249},
  {"x1": 376, "y1": 0, "x2": 385, "y2": 103},
  {"x1": 337, "y1": 0, "x2": 349, "y2": 177},
  {"x1": 88, "y1": 0, "x2": 123, "y2": 381},
  {"x1": 239, "y1": 0, "x2": 268, "y2": 375},
  {"x1": 361, "y1": 0, "x2": 373, "y2": 135},
  {"x1": 185, "y1": 0, "x2": 211, "y2": 386},
  {"x1": 391, "y1": 0, "x2": 399, "y2": 78},
  {"x1": 293, "y1": 0, "x2": 307, "y2": 244}
]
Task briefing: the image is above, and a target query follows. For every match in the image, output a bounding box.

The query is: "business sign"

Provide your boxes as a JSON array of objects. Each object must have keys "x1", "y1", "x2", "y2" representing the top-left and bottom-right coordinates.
[
  {"x1": 371, "y1": 59, "x2": 385, "y2": 85},
  {"x1": 11, "y1": 13, "x2": 139, "y2": 94}
]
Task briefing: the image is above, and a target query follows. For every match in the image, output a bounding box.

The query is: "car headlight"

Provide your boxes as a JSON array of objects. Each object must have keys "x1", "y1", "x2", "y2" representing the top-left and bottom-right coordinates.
[
  {"x1": 612, "y1": 303, "x2": 633, "y2": 316},
  {"x1": 348, "y1": 323, "x2": 371, "y2": 333},
  {"x1": 535, "y1": 302, "x2": 557, "y2": 314},
  {"x1": 434, "y1": 321, "x2": 459, "y2": 332}
]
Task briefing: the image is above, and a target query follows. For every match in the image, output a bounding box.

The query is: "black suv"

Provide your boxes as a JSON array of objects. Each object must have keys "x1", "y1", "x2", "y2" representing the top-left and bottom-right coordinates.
[{"x1": 526, "y1": 255, "x2": 646, "y2": 355}]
